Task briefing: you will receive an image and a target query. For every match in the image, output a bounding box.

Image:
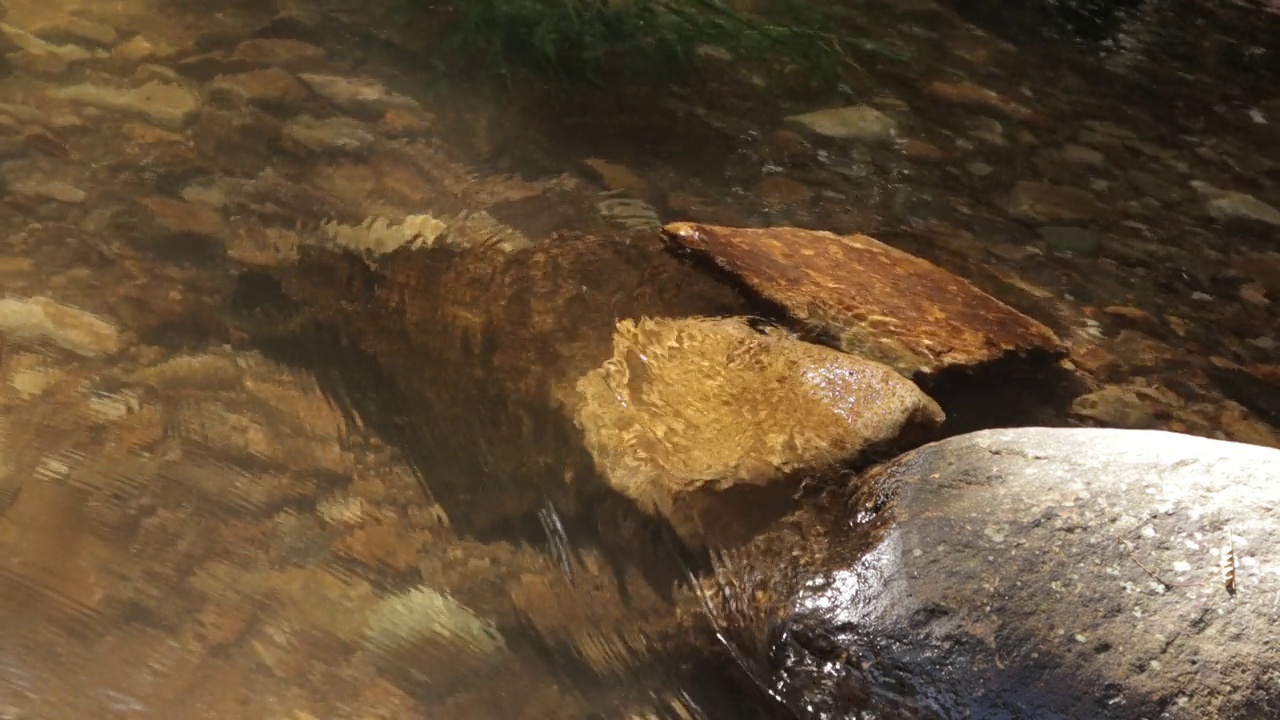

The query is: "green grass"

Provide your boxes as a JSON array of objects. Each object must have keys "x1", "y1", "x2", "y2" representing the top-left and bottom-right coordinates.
[{"x1": 405, "y1": 0, "x2": 899, "y2": 87}]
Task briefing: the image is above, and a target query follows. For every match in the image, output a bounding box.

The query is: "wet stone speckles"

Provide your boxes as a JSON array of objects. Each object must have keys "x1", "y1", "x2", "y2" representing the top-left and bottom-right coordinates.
[{"x1": 713, "y1": 428, "x2": 1280, "y2": 720}]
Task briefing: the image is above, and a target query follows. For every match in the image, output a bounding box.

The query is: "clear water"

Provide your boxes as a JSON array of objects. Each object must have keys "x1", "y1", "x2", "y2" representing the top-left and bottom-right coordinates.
[{"x1": 0, "y1": 0, "x2": 1276, "y2": 717}]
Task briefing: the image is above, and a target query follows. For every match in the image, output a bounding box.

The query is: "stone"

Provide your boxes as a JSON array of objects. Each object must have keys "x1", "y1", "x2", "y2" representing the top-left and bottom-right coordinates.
[
  {"x1": 1061, "y1": 143, "x2": 1105, "y2": 167},
  {"x1": 141, "y1": 196, "x2": 230, "y2": 240},
  {"x1": 1109, "y1": 329, "x2": 1178, "y2": 373},
  {"x1": 361, "y1": 584, "x2": 508, "y2": 694},
  {"x1": 11, "y1": 179, "x2": 86, "y2": 203},
  {"x1": 755, "y1": 175, "x2": 814, "y2": 204},
  {"x1": 131, "y1": 353, "x2": 243, "y2": 391},
  {"x1": 1191, "y1": 182, "x2": 1280, "y2": 226},
  {"x1": 925, "y1": 80, "x2": 1042, "y2": 123},
  {"x1": 0, "y1": 22, "x2": 105, "y2": 73},
  {"x1": 1037, "y1": 225, "x2": 1102, "y2": 256},
  {"x1": 785, "y1": 105, "x2": 897, "y2": 142},
  {"x1": 332, "y1": 518, "x2": 420, "y2": 572},
  {"x1": 1004, "y1": 180, "x2": 1105, "y2": 223},
  {"x1": 50, "y1": 80, "x2": 200, "y2": 129},
  {"x1": 1240, "y1": 282, "x2": 1270, "y2": 306},
  {"x1": 900, "y1": 138, "x2": 946, "y2": 162},
  {"x1": 1070, "y1": 384, "x2": 1162, "y2": 428},
  {"x1": 1207, "y1": 361, "x2": 1280, "y2": 428},
  {"x1": 574, "y1": 317, "x2": 944, "y2": 546},
  {"x1": 1126, "y1": 169, "x2": 1186, "y2": 204},
  {"x1": 583, "y1": 158, "x2": 649, "y2": 194},
  {"x1": 0, "y1": 296, "x2": 121, "y2": 357},
  {"x1": 660, "y1": 223, "x2": 1066, "y2": 380},
  {"x1": 1217, "y1": 401, "x2": 1279, "y2": 448},
  {"x1": 1234, "y1": 251, "x2": 1280, "y2": 295},
  {"x1": 1082, "y1": 119, "x2": 1136, "y2": 138},
  {"x1": 281, "y1": 114, "x2": 376, "y2": 154},
  {"x1": 229, "y1": 38, "x2": 326, "y2": 65},
  {"x1": 209, "y1": 68, "x2": 309, "y2": 107},
  {"x1": 112, "y1": 35, "x2": 156, "y2": 61},
  {"x1": 709, "y1": 427, "x2": 1280, "y2": 719},
  {"x1": 965, "y1": 161, "x2": 994, "y2": 177},
  {"x1": 297, "y1": 73, "x2": 421, "y2": 117},
  {"x1": 377, "y1": 107, "x2": 431, "y2": 136}
]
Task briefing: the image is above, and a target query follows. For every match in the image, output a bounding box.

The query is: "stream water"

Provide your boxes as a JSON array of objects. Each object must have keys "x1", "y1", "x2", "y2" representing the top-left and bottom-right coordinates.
[{"x1": 0, "y1": 0, "x2": 1276, "y2": 718}]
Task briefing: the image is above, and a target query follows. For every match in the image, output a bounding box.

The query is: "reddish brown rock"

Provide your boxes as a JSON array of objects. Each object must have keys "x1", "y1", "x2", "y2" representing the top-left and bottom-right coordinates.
[
  {"x1": 660, "y1": 222, "x2": 1066, "y2": 379},
  {"x1": 210, "y1": 68, "x2": 310, "y2": 107},
  {"x1": 925, "y1": 80, "x2": 1046, "y2": 125}
]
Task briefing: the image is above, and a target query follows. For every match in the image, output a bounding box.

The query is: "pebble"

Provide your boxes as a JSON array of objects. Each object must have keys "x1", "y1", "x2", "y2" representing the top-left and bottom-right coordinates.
[
  {"x1": 1038, "y1": 226, "x2": 1103, "y2": 256},
  {"x1": 230, "y1": 38, "x2": 326, "y2": 65},
  {"x1": 50, "y1": 80, "x2": 201, "y2": 128},
  {"x1": 297, "y1": 73, "x2": 421, "y2": 116},
  {"x1": 1061, "y1": 143, "x2": 1105, "y2": 167},
  {"x1": 0, "y1": 296, "x2": 121, "y2": 358},
  {"x1": 210, "y1": 68, "x2": 310, "y2": 106},
  {"x1": 0, "y1": 22, "x2": 104, "y2": 73},
  {"x1": 901, "y1": 139, "x2": 946, "y2": 162},
  {"x1": 1191, "y1": 182, "x2": 1280, "y2": 226},
  {"x1": 141, "y1": 196, "x2": 230, "y2": 240},
  {"x1": 282, "y1": 114, "x2": 376, "y2": 154},
  {"x1": 12, "y1": 180, "x2": 86, "y2": 204},
  {"x1": 926, "y1": 80, "x2": 1039, "y2": 123},
  {"x1": 1070, "y1": 385, "x2": 1162, "y2": 429},
  {"x1": 583, "y1": 158, "x2": 649, "y2": 194},
  {"x1": 1005, "y1": 180, "x2": 1104, "y2": 223},
  {"x1": 785, "y1": 105, "x2": 897, "y2": 142}
]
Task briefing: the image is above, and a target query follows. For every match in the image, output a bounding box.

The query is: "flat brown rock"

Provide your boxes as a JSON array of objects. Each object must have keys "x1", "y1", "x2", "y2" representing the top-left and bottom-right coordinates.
[
  {"x1": 574, "y1": 316, "x2": 944, "y2": 547},
  {"x1": 662, "y1": 222, "x2": 1065, "y2": 379}
]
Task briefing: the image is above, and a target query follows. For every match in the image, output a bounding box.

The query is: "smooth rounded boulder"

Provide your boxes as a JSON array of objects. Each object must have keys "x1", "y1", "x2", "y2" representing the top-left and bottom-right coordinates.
[{"x1": 706, "y1": 427, "x2": 1280, "y2": 719}]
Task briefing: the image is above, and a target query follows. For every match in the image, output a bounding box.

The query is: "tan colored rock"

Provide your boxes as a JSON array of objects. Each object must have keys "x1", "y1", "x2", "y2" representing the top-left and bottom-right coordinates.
[
  {"x1": 661, "y1": 222, "x2": 1066, "y2": 379},
  {"x1": 230, "y1": 38, "x2": 326, "y2": 65},
  {"x1": 1004, "y1": 180, "x2": 1105, "y2": 223},
  {"x1": 785, "y1": 104, "x2": 897, "y2": 142},
  {"x1": 112, "y1": 34, "x2": 155, "y2": 61},
  {"x1": 583, "y1": 157, "x2": 649, "y2": 194},
  {"x1": 50, "y1": 80, "x2": 200, "y2": 128},
  {"x1": 0, "y1": 22, "x2": 105, "y2": 73},
  {"x1": 282, "y1": 114, "x2": 376, "y2": 154},
  {"x1": 575, "y1": 316, "x2": 944, "y2": 546},
  {"x1": 141, "y1": 196, "x2": 229, "y2": 239},
  {"x1": 210, "y1": 67, "x2": 309, "y2": 106},
  {"x1": 0, "y1": 296, "x2": 121, "y2": 357},
  {"x1": 11, "y1": 179, "x2": 86, "y2": 203},
  {"x1": 756, "y1": 175, "x2": 814, "y2": 205},
  {"x1": 298, "y1": 73, "x2": 421, "y2": 116}
]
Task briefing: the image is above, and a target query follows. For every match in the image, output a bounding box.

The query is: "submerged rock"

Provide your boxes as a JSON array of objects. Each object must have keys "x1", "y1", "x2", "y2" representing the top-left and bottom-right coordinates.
[
  {"x1": 575, "y1": 317, "x2": 943, "y2": 546},
  {"x1": 281, "y1": 114, "x2": 376, "y2": 154},
  {"x1": 784, "y1": 105, "x2": 897, "y2": 142},
  {"x1": 297, "y1": 73, "x2": 421, "y2": 117},
  {"x1": 1005, "y1": 180, "x2": 1105, "y2": 223},
  {"x1": 50, "y1": 80, "x2": 201, "y2": 128},
  {"x1": 0, "y1": 296, "x2": 121, "y2": 358},
  {"x1": 1192, "y1": 181, "x2": 1280, "y2": 227},
  {"x1": 708, "y1": 427, "x2": 1280, "y2": 719}
]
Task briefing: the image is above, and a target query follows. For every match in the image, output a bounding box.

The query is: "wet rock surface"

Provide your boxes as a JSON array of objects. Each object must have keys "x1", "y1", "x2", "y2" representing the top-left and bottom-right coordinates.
[
  {"x1": 712, "y1": 427, "x2": 1280, "y2": 719},
  {"x1": 574, "y1": 316, "x2": 944, "y2": 547},
  {"x1": 662, "y1": 222, "x2": 1066, "y2": 378}
]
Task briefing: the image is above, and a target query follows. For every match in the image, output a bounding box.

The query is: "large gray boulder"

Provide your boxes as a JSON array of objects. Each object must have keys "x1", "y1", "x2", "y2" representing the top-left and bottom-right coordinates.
[{"x1": 706, "y1": 427, "x2": 1280, "y2": 719}]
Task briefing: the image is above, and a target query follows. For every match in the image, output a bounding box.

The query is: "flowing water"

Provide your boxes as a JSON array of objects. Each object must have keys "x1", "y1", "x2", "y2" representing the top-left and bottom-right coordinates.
[{"x1": 0, "y1": 0, "x2": 1276, "y2": 718}]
